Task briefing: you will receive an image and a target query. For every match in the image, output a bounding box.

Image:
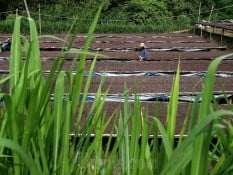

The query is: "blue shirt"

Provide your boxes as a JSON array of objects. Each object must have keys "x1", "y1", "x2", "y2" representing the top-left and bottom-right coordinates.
[{"x1": 139, "y1": 48, "x2": 147, "y2": 60}]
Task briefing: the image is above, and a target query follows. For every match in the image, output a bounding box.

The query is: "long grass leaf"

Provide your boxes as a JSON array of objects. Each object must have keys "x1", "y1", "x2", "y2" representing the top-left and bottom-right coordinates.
[
  {"x1": 70, "y1": 85, "x2": 107, "y2": 173},
  {"x1": 188, "y1": 93, "x2": 202, "y2": 132},
  {"x1": 151, "y1": 101, "x2": 160, "y2": 173},
  {"x1": 0, "y1": 75, "x2": 11, "y2": 85},
  {"x1": 61, "y1": 100, "x2": 71, "y2": 175},
  {"x1": 76, "y1": 57, "x2": 97, "y2": 130},
  {"x1": 191, "y1": 54, "x2": 233, "y2": 175},
  {"x1": 10, "y1": 15, "x2": 22, "y2": 94},
  {"x1": 154, "y1": 117, "x2": 172, "y2": 159},
  {"x1": 139, "y1": 111, "x2": 152, "y2": 175},
  {"x1": 71, "y1": 5, "x2": 102, "y2": 116},
  {"x1": 77, "y1": 93, "x2": 107, "y2": 171},
  {"x1": 122, "y1": 88, "x2": 131, "y2": 175},
  {"x1": 37, "y1": 132, "x2": 50, "y2": 175},
  {"x1": 27, "y1": 17, "x2": 42, "y2": 88},
  {"x1": 0, "y1": 138, "x2": 41, "y2": 175},
  {"x1": 4, "y1": 94, "x2": 22, "y2": 175},
  {"x1": 130, "y1": 97, "x2": 141, "y2": 175},
  {"x1": 161, "y1": 110, "x2": 233, "y2": 175},
  {"x1": 166, "y1": 61, "x2": 180, "y2": 147},
  {"x1": 118, "y1": 112, "x2": 127, "y2": 174},
  {"x1": 28, "y1": 17, "x2": 42, "y2": 72},
  {"x1": 53, "y1": 71, "x2": 65, "y2": 174}
]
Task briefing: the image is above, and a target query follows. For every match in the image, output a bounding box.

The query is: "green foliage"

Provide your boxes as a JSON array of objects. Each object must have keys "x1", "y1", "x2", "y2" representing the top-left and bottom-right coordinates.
[
  {"x1": 0, "y1": 4, "x2": 104, "y2": 174},
  {"x1": 0, "y1": 0, "x2": 233, "y2": 34},
  {"x1": 124, "y1": 0, "x2": 171, "y2": 24},
  {"x1": 1, "y1": 2, "x2": 233, "y2": 175},
  {"x1": 168, "y1": 0, "x2": 193, "y2": 16},
  {"x1": 0, "y1": 0, "x2": 232, "y2": 33}
]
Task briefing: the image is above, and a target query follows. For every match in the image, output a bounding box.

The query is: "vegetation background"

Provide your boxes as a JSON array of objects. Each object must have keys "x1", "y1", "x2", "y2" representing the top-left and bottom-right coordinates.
[
  {"x1": 0, "y1": 0, "x2": 233, "y2": 33},
  {"x1": 0, "y1": 1, "x2": 233, "y2": 174}
]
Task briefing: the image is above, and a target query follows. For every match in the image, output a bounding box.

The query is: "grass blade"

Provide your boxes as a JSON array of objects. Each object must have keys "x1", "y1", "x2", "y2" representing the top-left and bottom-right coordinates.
[
  {"x1": 166, "y1": 61, "x2": 180, "y2": 147},
  {"x1": 52, "y1": 71, "x2": 65, "y2": 174},
  {"x1": 191, "y1": 54, "x2": 233, "y2": 175},
  {"x1": 154, "y1": 118, "x2": 173, "y2": 159},
  {"x1": 0, "y1": 138, "x2": 41, "y2": 175},
  {"x1": 71, "y1": 5, "x2": 102, "y2": 117},
  {"x1": 130, "y1": 97, "x2": 141, "y2": 175},
  {"x1": 9, "y1": 15, "x2": 22, "y2": 94},
  {"x1": 60, "y1": 100, "x2": 71, "y2": 175},
  {"x1": 161, "y1": 110, "x2": 233, "y2": 175}
]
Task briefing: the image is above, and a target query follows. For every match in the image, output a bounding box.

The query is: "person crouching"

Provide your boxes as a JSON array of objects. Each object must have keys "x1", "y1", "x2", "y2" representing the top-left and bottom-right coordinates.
[
  {"x1": 0, "y1": 38, "x2": 11, "y2": 53},
  {"x1": 138, "y1": 42, "x2": 147, "y2": 61}
]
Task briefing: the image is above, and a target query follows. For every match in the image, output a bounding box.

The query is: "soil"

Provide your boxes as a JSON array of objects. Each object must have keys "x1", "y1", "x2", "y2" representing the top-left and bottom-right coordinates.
[{"x1": 1, "y1": 32, "x2": 233, "y2": 134}]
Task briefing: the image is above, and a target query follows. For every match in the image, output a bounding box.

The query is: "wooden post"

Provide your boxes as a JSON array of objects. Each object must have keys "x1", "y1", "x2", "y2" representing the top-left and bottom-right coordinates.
[
  {"x1": 210, "y1": 27, "x2": 212, "y2": 41},
  {"x1": 38, "y1": 3, "x2": 42, "y2": 35},
  {"x1": 208, "y1": 3, "x2": 214, "y2": 21},
  {"x1": 196, "y1": 2, "x2": 201, "y2": 36},
  {"x1": 198, "y1": 2, "x2": 201, "y2": 22},
  {"x1": 210, "y1": 26, "x2": 215, "y2": 41},
  {"x1": 16, "y1": 9, "x2": 18, "y2": 16},
  {"x1": 193, "y1": 25, "x2": 196, "y2": 35},
  {"x1": 229, "y1": 97, "x2": 232, "y2": 105},
  {"x1": 221, "y1": 28, "x2": 224, "y2": 44}
]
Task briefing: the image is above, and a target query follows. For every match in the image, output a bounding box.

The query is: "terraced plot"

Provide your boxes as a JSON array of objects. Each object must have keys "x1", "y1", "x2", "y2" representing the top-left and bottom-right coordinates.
[{"x1": 0, "y1": 32, "x2": 233, "y2": 134}]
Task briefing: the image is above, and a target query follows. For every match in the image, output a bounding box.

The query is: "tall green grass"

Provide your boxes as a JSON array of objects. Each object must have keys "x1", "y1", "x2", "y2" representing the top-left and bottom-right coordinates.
[{"x1": 0, "y1": 5, "x2": 233, "y2": 175}]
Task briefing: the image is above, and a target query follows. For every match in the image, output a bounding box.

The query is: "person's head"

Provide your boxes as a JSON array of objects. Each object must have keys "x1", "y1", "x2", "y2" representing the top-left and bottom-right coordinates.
[{"x1": 139, "y1": 42, "x2": 145, "y2": 48}]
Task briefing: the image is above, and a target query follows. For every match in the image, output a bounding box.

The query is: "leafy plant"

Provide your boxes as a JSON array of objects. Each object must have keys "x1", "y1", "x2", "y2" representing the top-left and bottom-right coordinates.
[
  {"x1": 0, "y1": 2, "x2": 233, "y2": 175},
  {"x1": 0, "y1": 4, "x2": 107, "y2": 175}
]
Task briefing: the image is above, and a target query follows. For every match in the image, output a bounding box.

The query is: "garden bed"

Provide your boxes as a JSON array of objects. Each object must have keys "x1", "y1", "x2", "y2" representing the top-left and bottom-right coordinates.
[{"x1": 1, "y1": 32, "x2": 233, "y2": 135}]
